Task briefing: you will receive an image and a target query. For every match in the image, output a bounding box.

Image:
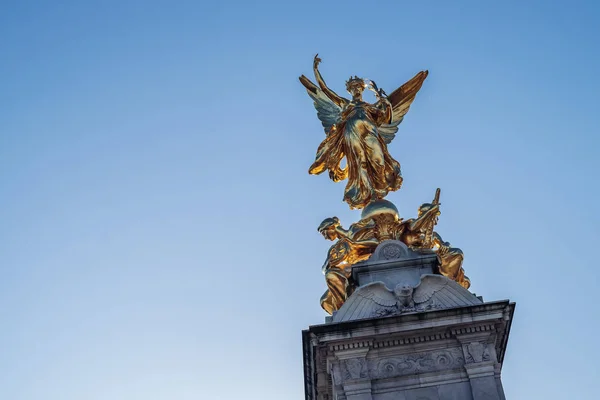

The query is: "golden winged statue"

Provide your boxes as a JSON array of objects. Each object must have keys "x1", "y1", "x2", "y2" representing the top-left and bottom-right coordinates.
[{"x1": 300, "y1": 54, "x2": 428, "y2": 209}]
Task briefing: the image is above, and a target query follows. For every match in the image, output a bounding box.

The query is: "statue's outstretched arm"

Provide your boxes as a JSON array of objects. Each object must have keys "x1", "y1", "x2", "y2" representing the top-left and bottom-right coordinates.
[
  {"x1": 334, "y1": 225, "x2": 351, "y2": 238},
  {"x1": 313, "y1": 55, "x2": 346, "y2": 107},
  {"x1": 409, "y1": 205, "x2": 440, "y2": 232}
]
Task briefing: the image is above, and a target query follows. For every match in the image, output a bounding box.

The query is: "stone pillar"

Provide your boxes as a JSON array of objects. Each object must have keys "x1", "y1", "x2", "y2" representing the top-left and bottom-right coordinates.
[
  {"x1": 456, "y1": 331, "x2": 504, "y2": 400},
  {"x1": 330, "y1": 347, "x2": 372, "y2": 400}
]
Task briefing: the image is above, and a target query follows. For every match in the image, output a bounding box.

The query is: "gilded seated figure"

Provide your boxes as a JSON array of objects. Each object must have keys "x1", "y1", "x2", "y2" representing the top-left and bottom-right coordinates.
[
  {"x1": 317, "y1": 192, "x2": 470, "y2": 314},
  {"x1": 317, "y1": 217, "x2": 379, "y2": 314},
  {"x1": 398, "y1": 198, "x2": 470, "y2": 289}
]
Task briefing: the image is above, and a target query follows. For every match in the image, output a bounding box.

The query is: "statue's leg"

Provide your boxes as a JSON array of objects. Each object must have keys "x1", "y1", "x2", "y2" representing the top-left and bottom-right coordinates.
[
  {"x1": 364, "y1": 133, "x2": 385, "y2": 170},
  {"x1": 384, "y1": 155, "x2": 403, "y2": 191},
  {"x1": 320, "y1": 290, "x2": 336, "y2": 315},
  {"x1": 345, "y1": 128, "x2": 372, "y2": 207},
  {"x1": 439, "y1": 249, "x2": 464, "y2": 280},
  {"x1": 364, "y1": 132, "x2": 388, "y2": 197},
  {"x1": 456, "y1": 269, "x2": 471, "y2": 289},
  {"x1": 325, "y1": 269, "x2": 350, "y2": 312}
]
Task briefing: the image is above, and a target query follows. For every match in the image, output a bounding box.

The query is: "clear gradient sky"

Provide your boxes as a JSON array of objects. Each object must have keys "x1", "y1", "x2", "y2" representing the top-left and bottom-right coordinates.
[{"x1": 1, "y1": 1, "x2": 599, "y2": 399}]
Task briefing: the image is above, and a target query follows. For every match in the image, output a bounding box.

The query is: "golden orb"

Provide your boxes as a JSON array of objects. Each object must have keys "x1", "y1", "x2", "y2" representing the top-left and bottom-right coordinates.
[{"x1": 360, "y1": 199, "x2": 400, "y2": 221}]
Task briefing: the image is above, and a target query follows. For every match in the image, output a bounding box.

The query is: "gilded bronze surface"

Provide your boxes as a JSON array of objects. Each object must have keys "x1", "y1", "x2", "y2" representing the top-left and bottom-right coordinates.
[
  {"x1": 316, "y1": 191, "x2": 470, "y2": 315},
  {"x1": 300, "y1": 55, "x2": 428, "y2": 210},
  {"x1": 398, "y1": 190, "x2": 470, "y2": 289},
  {"x1": 318, "y1": 217, "x2": 379, "y2": 314},
  {"x1": 299, "y1": 55, "x2": 471, "y2": 314}
]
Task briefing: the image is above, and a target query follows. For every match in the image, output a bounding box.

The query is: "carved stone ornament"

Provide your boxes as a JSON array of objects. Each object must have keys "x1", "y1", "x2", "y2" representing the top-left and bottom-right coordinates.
[
  {"x1": 372, "y1": 240, "x2": 410, "y2": 261},
  {"x1": 373, "y1": 348, "x2": 465, "y2": 379},
  {"x1": 465, "y1": 341, "x2": 491, "y2": 364},
  {"x1": 343, "y1": 358, "x2": 368, "y2": 380},
  {"x1": 382, "y1": 243, "x2": 403, "y2": 259},
  {"x1": 333, "y1": 274, "x2": 482, "y2": 323}
]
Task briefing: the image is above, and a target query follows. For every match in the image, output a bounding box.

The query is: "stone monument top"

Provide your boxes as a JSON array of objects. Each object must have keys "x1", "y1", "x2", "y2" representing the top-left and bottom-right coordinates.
[
  {"x1": 331, "y1": 240, "x2": 483, "y2": 324},
  {"x1": 299, "y1": 54, "x2": 515, "y2": 400}
]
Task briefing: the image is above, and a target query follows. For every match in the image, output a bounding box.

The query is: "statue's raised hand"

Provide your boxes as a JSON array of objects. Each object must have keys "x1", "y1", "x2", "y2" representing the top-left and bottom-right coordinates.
[
  {"x1": 313, "y1": 54, "x2": 322, "y2": 69},
  {"x1": 374, "y1": 81, "x2": 388, "y2": 98},
  {"x1": 369, "y1": 80, "x2": 379, "y2": 92}
]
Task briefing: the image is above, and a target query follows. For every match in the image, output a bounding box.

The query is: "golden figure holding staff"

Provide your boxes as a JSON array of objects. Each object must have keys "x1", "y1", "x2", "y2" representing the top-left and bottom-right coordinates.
[
  {"x1": 300, "y1": 54, "x2": 428, "y2": 209},
  {"x1": 397, "y1": 189, "x2": 471, "y2": 289}
]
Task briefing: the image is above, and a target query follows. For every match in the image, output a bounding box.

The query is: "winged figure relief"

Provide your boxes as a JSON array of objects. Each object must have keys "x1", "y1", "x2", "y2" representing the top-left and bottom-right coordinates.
[
  {"x1": 300, "y1": 54, "x2": 428, "y2": 209},
  {"x1": 332, "y1": 275, "x2": 482, "y2": 323}
]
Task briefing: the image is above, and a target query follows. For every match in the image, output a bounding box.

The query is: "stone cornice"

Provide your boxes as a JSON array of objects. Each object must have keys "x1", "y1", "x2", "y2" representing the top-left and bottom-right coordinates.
[
  {"x1": 307, "y1": 301, "x2": 511, "y2": 340},
  {"x1": 303, "y1": 301, "x2": 516, "y2": 400},
  {"x1": 352, "y1": 253, "x2": 439, "y2": 280}
]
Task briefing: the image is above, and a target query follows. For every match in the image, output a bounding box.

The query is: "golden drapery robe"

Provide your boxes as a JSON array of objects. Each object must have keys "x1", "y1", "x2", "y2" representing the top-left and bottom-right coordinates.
[
  {"x1": 309, "y1": 100, "x2": 403, "y2": 209},
  {"x1": 300, "y1": 68, "x2": 428, "y2": 209}
]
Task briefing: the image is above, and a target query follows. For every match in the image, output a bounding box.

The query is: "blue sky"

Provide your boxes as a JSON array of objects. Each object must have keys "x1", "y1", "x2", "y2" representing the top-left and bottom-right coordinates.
[{"x1": 1, "y1": 1, "x2": 599, "y2": 398}]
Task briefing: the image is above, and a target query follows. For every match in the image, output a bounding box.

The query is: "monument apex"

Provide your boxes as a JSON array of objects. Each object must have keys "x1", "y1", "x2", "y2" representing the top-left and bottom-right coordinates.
[{"x1": 299, "y1": 54, "x2": 515, "y2": 400}]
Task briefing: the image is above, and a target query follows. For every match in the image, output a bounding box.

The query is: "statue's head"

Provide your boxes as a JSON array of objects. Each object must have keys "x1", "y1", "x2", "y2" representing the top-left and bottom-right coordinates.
[
  {"x1": 346, "y1": 76, "x2": 366, "y2": 98},
  {"x1": 318, "y1": 217, "x2": 341, "y2": 241},
  {"x1": 393, "y1": 283, "x2": 413, "y2": 297}
]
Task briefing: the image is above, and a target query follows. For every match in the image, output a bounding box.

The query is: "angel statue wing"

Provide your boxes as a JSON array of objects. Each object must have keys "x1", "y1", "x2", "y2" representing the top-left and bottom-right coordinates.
[
  {"x1": 332, "y1": 282, "x2": 397, "y2": 323},
  {"x1": 378, "y1": 70, "x2": 429, "y2": 144},
  {"x1": 299, "y1": 75, "x2": 342, "y2": 135},
  {"x1": 413, "y1": 275, "x2": 482, "y2": 308}
]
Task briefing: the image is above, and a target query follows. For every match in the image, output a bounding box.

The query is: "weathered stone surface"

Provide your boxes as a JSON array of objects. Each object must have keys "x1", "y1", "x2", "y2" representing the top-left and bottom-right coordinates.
[
  {"x1": 332, "y1": 274, "x2": 482, "y2": 323},
  {"x1": 303, "y1": 301, "x2": 514, "y2": 400},
  {"x1": 370, "y1": 381, "x2": 474, "y2": 400},
  {"x1": 352, "y1": 240, "x2": 438, "y2": 289},
  {"x1": 437, "y1": 382, "x2": 474, "y2": 400},
  {"x1": 303, "y1": 241, "x2": 515, "y2": 400}
]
